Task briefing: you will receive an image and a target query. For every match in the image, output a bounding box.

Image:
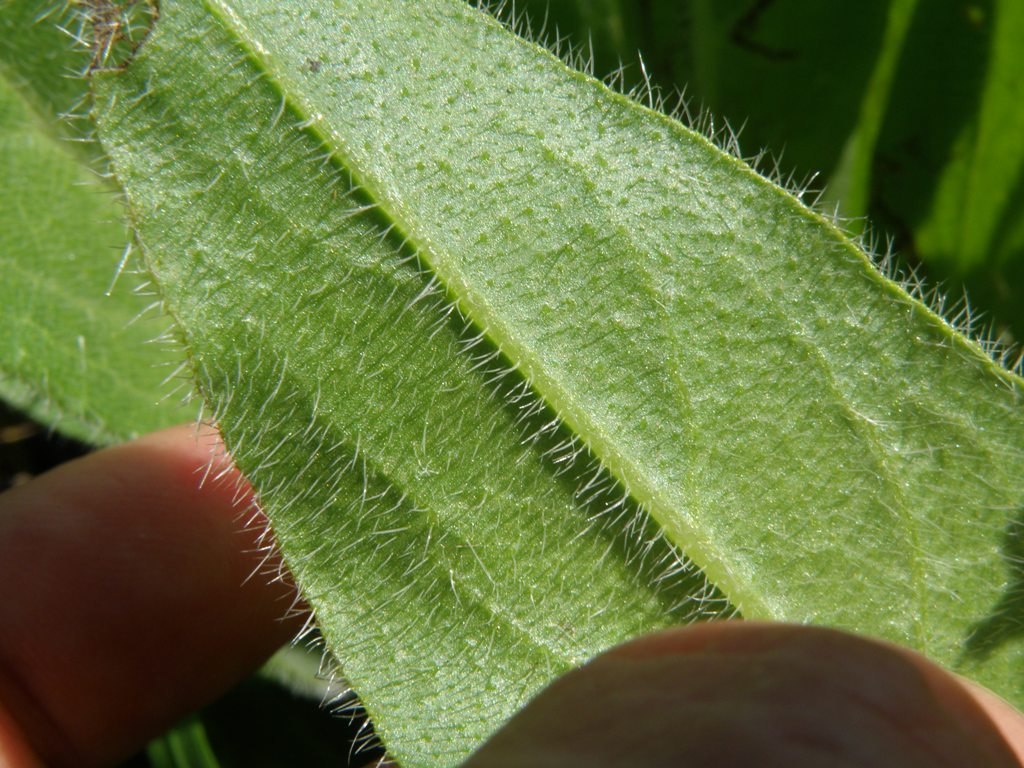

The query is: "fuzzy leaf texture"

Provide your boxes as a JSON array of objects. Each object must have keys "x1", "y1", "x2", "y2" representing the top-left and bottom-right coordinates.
[
  {"x1": 92, "y1": 1, "x2": 1024, "y2": 765},
  {"x1": 0, "y1": 0, "x2": 190, "y2": 443},
  {"x1": 522, "y1": 0, "x2": 1024, "y2": 338},
  {"x1": 692, "y1": 0, "x2": 1024, "y2": 336}
]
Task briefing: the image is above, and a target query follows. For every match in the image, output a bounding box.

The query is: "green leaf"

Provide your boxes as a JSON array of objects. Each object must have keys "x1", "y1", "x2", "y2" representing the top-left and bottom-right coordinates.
[
  {"x1": 146, "y1": 716, "x2": 221, "y2": 768},
  {"x1": 528, "y1": 2, "x2": 1024, "y2": 338},
  {"x1": 657, "y1": 0, "x2": 1024, "y2": 337},
  {"x1": 872, "y1": 0, "x2": 1024, "y2": 271},
  {"x1": 93, "y1": 0, "x2": 1024, "y2": 765},
  {"x1": 821, "y1": 0, "x2": 918, "y2": 222},
  {"x1": 257, "y1": 636, "x2": 340, "y2": 702},
  {"x1": 871, "y1": 0, "x2": 1024, "y2": 336},
  {"x1": 0, "y1": 0, "x2": 191, "y2": 443}
]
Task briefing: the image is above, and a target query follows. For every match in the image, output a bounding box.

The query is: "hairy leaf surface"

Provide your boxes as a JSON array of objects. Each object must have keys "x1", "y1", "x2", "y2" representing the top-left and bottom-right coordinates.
[
  {"x1": 539, "y1": 0, "x2": 1024, "y2": 336},
  {"x1": 94, "y1": 1, "x2": 1024, "y2": 764}
]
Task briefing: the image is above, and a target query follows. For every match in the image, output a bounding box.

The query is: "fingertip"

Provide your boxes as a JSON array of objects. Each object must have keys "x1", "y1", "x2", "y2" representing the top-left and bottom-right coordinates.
[
  {"x1": 0, "y1": 423, "x2": 304, "y2": 766},
  {"x1": 0, "y1": 700, "x2": 44, "y2": 768},
  {"x1": 961, "y1": 678, "x2": 1024, "y2": 765},
  {"x1": 466, "y1": 622, "x2": 1024, "y2": 768}
]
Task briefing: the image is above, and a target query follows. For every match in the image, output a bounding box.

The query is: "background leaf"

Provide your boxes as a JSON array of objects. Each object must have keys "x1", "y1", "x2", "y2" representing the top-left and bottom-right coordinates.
[
  {"x1": 94, "y1": 1, "x2": 1024, "y2": 765},
  {"x1": 0, "y1": 0, "x2": 190, "y2": 443},
  {"x1": 871, "y1": 0, "x2": 1024, "y2": 338},
  {"x1": 146, "y1": 717, "x2": 221, "y2": 768}
]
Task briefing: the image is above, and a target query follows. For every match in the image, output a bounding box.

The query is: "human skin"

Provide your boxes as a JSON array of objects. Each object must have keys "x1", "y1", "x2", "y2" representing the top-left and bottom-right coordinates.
[
  {"x1": 0, "y1": 425, "x2": 300, "y2": 766},
  {"x1": 464, "y1": 622, "x2": 1024, "y2": 768},
  {"x1": 1, "y1": 425, "x2": 1022, "y2": 767}
]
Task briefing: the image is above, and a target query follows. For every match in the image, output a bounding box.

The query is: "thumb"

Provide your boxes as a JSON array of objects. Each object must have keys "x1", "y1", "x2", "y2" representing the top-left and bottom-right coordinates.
[{"x1": 464, "y1": 622, "x2": 1024, "y2": 768}]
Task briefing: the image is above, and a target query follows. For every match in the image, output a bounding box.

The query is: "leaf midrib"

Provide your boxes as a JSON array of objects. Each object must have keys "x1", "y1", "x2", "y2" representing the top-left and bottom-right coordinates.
[
  {"x1": 198, "y1": 0, "x2": 770, "y2": 618},
  {"x1": 200, "y1": 0, "x2": 1024, "y2": 623}
]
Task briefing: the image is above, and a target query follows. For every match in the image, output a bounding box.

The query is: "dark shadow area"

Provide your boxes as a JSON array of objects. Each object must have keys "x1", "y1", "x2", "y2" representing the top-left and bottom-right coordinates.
[
  {"x1": 978, "y1": 157, "x2": 1024, "y2": 342},
  {"x1": 963, "y1": 511, "x2": 1024, "y2": 663},
  {"x1": 703, "y1": 0, "x2": 891, "y2": 185},
  {"x1": 505, "y1": 0, "x2": 697, "y2": 107},
  {"x1": 730, "y1": 0, "x2": 797, "y2": 61},
  {"x1": 201, "y1": 677, "x2": 387, "y2": 768},
  {"x1": 0, "y1": 402, "x2": 91, "y2": 490},
  {"x1": 959, "y1": 255, "x2": 1024, "y2": 349}
]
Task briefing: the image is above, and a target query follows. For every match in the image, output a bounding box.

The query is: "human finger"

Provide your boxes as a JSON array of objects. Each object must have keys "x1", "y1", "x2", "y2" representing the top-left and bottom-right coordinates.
[
  {"x1": 464, "y1": 621, "x2": 1024, "y2": 767},
  {"x1": 0, "y1": 424, "x2": 303, "y2": 767}
]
